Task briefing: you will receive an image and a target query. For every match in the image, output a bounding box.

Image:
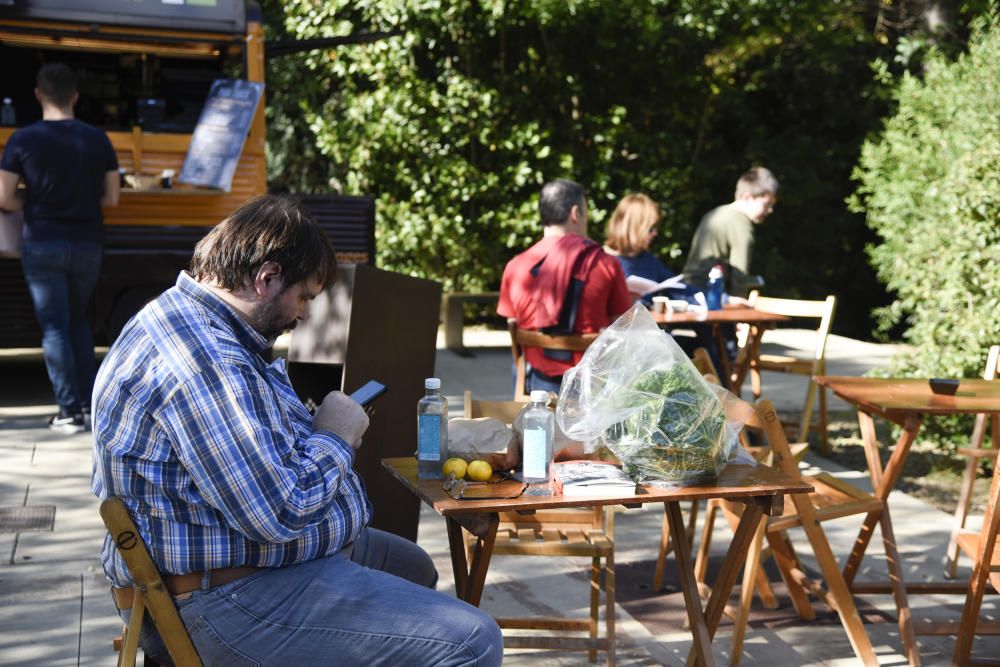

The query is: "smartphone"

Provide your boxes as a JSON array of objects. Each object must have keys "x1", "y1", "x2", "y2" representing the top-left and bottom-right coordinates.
[{"x1": 350, "y1": 380, "x2": 388, "y2": 407}]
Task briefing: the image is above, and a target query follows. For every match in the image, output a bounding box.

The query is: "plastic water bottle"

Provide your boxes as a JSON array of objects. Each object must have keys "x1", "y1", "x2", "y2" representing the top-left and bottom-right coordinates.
[
  {"x1": 707, "y1": 264, "x2": 725, "y2": 311},
  {"x1": 417, "y1": 378, "x2": 448, "y2": 479},
  {"x1": 522, "y1": 390, "x2": 554, "y2": 482},
  {"x1": 0, "y1": 98, "x2": 14, "y2": 126}
]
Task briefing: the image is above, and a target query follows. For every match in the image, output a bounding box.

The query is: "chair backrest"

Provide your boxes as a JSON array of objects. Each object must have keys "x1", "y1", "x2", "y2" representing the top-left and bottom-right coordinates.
[
  {"x1": 100, "y1": 498, "x2": 203, "y2": 667},
  {"x1": 691, "y1": 347, "x2": 718, "y2": 378},
  {"x1": 748, "y1": 291, "x2": 837, "y2": 366},
  {"x1": 463, "y1": 391, "x2": 609, "y2": 533},
  {"x1": 968, "y1": 345, "x2": 1000, "y2": 448},
  {"x1": 507, "y1": 318, "x2": 599, "y2": 400}
]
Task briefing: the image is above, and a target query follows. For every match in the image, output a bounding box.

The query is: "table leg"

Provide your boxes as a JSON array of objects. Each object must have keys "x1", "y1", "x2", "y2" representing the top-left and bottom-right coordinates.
[
  {"x1": 879, "y1": 504, "x2": 920, "y2": 666},
  {"x1": 668, "y1": 501, "x2": 714, "y2": 667},
  {"x1": 843, "y1": 413, "x2": 922, "y2": 587},
  {"x1": 445, "y1": 513, "x2": 499, "y2": 606},
  {"x1": 730, "y1": 324, "x2": 761, "y2": 397},
  {"x1": 684, "y1": 498, "x2": 767, "y2": 667},
  {"x1": 711, "y1": 324, "x2": 733, "y2": 391}
]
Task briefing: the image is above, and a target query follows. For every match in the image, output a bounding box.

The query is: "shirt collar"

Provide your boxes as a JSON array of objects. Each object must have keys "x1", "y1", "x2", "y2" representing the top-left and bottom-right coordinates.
[{"x1": 175, "y1": 271, "x2": 270, "y2": 355}]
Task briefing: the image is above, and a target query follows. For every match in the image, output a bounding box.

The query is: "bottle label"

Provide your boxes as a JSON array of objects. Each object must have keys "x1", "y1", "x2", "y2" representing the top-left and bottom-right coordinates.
[
  {"x1": 418, "y1": 415, "x2": 441, "y2": 461},
  {"x1": 523, "y1": 428, "x2": 548, "y2": 479}
]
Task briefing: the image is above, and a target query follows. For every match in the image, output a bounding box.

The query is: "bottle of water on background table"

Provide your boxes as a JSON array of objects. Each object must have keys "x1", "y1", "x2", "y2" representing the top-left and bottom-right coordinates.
[
  {"x1": 707, "y1": 264, "x2": 725, "y2": 311},
  {"x1": 522, "y1": 390, "x2": 554, "y2": 483},
  {"x1": 417, "y1": 378, "x2": 448, "y2": 479}
]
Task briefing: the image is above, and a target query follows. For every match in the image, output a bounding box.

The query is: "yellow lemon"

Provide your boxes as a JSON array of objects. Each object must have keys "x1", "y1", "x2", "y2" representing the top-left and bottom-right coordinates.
[
  {"x1": 442, "y1": 457, "x2": 468, "y2": 480},
  {"x1": 466, "y1": 460, "x2": 493, "y2": 482}
]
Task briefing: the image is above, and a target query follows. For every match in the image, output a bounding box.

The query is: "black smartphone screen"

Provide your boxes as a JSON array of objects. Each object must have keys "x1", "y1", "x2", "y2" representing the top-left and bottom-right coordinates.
[{"x1": 350, "y1": 380, "x2": 388, "y2": 407}]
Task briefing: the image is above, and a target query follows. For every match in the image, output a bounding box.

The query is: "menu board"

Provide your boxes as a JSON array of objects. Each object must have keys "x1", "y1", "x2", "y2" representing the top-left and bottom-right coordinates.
[
  {"x1": 178, "y1": 79, "x2": 263, "y2": 192},
  {"x1": 0, "y1": 0, "x2": 245, "y2": 34}
]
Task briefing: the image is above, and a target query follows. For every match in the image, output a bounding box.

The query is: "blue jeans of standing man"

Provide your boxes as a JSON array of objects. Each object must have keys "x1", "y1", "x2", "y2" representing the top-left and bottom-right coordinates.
[
  {"x1": 20, "y1": 240, "x2": 102, "y2": 414},
  {"x1": 126, "y1": 527, "x2": 503, "y2": 666}
]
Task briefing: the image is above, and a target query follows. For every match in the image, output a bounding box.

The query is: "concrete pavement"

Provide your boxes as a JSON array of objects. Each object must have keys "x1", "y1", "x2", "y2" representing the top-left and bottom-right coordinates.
[{"x1": 0, "y1": 327, "x2": 996, "y2": 665}]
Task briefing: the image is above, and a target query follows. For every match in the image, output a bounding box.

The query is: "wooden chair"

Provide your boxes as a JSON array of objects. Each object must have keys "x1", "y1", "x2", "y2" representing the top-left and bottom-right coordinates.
[
  {"x1": 507, "y1": 318, "x2": 599, "y2": 401},
  {"x1": 740, "y1": 292, "x2": 837, "y2": 453},
  {"x1": 100, "y1": 497, "x2": 203, "y2": 667},
  {"x1": 953, "y1": 436, "x2": 1000, "y2": 665},
  {"x1": 945, "y1": 344, "x2": 1000, "y2": 579},
  {"x1": 693, "y1": 398, "x2": 887, "y2": 667},
  {"x1": 463, "y1": 391, "x2": 616, "y2": 665}
]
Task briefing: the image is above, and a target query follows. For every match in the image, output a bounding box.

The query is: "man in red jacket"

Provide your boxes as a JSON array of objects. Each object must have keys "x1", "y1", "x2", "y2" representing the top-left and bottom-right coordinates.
[{"x1": 498, "y1": 178, "x2": 631, "y2": 394}]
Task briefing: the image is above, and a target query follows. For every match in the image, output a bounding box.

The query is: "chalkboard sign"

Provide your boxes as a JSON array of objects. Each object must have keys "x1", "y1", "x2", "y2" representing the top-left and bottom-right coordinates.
[
  {"x1": 0, "y1": 0, "x2": 245, "y2": 34},
  {"x1": 178, "y1": 79, "x2": 263, "y2": 192}
]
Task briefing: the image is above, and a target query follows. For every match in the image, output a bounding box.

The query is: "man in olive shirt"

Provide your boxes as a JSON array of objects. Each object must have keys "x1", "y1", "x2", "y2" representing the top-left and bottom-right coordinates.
[{"x1": 683, "y1": 166, "x2": 779, "y2": 298}]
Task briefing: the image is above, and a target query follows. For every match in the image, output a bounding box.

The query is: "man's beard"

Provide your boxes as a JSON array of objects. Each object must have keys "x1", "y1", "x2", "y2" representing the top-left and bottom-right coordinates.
[{"x1": 253, "y1": 300, "x2": 297, "y2": 343}]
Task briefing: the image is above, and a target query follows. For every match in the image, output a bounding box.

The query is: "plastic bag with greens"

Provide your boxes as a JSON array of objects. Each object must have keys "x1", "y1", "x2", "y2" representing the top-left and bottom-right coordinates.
[{"x1": 556, "y1": 303, "x2": 748, "y2": 486}]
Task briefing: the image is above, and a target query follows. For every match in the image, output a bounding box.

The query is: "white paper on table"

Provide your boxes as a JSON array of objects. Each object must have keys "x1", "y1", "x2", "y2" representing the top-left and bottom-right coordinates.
[{"x1": 625, "y1": 274, "x2": 687, "y2": 297}]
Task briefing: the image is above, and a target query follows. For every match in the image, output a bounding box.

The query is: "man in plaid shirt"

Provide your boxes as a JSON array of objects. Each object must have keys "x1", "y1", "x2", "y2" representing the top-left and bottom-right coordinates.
[{"x1": 92, "y1": 195, "x2": 501, "y2": 666}]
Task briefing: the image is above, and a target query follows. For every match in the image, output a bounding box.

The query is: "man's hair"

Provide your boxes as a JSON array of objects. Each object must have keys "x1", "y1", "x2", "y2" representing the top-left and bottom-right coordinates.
[
  {"x1": 190, "y1": 195, "x2": 338, "y2": 292},
  {"x1": 604, "y1": 193, "x2": 661, "y2": 256},
  {"x1": 36, "y1": 63, "x2": 78, "y2": 108},
  {"x1": 734, "y1": 166, "x2": 779, "y2": 199},
  {"x1": 539, "y1": 178, "x2": 586, "y2": 226}
]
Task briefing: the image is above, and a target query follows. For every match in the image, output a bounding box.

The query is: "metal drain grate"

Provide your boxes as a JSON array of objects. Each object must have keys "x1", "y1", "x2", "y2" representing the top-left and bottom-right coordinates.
[{"x1": 0, "y1": 505, "x2": 56, "y2": 533}]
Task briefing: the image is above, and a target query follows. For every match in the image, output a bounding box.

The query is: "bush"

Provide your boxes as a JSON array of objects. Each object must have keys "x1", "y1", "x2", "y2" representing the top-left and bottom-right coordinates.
[{"x1": 851, "y1": 12, "x2": 1000, "y2": 448}]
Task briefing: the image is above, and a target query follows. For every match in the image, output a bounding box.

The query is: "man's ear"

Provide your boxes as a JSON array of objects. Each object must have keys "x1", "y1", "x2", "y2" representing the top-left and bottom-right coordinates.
[{"x1": 252, "y1": 261, "x2": 284, "y2": 298}]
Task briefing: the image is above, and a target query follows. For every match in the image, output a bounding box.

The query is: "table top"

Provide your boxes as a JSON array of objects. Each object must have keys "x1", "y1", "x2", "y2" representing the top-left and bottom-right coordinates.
[
  {"x1": 815, "y1": 375, "x2": 1000, "y2": 415},
  {"x1": 650, "y1": 304, "x2": 790, "y2": 326},
  {"x1": 382, "y1": 457, "x2": 812, "y2": 516}
]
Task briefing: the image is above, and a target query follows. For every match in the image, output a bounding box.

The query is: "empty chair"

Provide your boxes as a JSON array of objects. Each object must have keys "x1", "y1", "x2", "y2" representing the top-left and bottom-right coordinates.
[
  {"x1": 693, "y1": 398, "x2": 885, "y2": 667},
  {"x1": 945, "y1": 344, "x2": 1000, "y2": 579},
  {"x1": 740, "y1": 292, "x2": 837, "y2": 453},
  {"x1": 463, "y1": 390, "x2": 616, "y2": 665}
]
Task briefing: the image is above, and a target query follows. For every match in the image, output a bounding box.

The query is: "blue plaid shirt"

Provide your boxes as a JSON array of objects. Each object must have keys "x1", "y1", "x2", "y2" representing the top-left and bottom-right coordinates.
[{"x1": 92, "y1": 272, "x2": 371, "y2": 587}]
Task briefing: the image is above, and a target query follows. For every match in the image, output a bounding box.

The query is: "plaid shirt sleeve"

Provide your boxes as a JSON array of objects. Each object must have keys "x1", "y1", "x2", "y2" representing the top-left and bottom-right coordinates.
[{"x1": 158, "y1": 360, "x2": 363, "y2": 544}]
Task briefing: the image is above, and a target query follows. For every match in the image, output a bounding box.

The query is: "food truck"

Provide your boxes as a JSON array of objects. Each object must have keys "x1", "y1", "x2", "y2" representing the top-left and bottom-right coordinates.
[{"x1": 0, "y1": 1, "x2": 375, "y2": 347}]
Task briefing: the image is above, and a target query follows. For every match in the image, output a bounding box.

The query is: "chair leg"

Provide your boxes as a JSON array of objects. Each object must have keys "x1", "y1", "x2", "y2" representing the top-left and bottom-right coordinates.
[
  {"x1": 818, "y1": 385, "x2": 829, "y2": 452},
  {"x1": 945, "y1": 454, "x2": 980, "y2": 578},
  {"x1": 750, "y1": 367, "x2": 762, "y2": 400},
  {"x1": 606, "y1": 552, "x2": 616, "y2": 667},
  {"x1": 953, "y1": 518, "x2": 998, "y2": 664},
  {"x1": 590, "y1": 556, "x2": 599, "y2": 663},
  {"x1": 720, "y1": 500, "x2": 776, "y2": 610},
  {"x1": 120, "y1": 594, "x2": 145, "y2": 667},
  {"x1": 654, "y1": 503, "x2": 672, "y2": 592},
  {"x1": 766, "y1": 530, "x2": 814, "y2": 620}
]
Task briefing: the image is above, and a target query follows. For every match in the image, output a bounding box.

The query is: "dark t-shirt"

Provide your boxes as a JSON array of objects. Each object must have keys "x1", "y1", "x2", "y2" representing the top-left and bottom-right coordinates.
[{"x1": 1, "y1": 119, "x2": 118, "y2": 243}]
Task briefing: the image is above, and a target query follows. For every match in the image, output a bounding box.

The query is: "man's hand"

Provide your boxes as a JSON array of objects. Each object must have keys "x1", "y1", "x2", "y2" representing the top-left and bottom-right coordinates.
[{"x1": 313, "y1": 391, "x2": 369, "y2": 449}]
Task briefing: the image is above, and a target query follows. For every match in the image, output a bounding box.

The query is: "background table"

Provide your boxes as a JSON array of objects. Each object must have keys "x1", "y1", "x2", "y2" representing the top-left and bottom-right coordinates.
[
  {"x1": 383, "y1": 456, "x2": 811, "y2": 666},
  {"x1": 815, "y1": 375, "x2": 1000, "y2": 665},
  {"x1": 651, "y1": 305, "x2": 788, "y2": 390}
]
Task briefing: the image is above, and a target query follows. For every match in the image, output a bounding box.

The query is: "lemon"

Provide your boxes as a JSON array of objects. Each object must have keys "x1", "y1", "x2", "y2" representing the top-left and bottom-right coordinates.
[
  {"x1": 466, "y1": 460, "x2": 493, "y2": 482},
  {"x1": 442, "y1": 457, "x2": 468, "y2": 480}
]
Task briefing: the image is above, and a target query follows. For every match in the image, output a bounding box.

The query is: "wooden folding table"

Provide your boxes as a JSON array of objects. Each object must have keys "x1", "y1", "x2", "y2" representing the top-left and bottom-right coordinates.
[
  {"x1": 815, "y1": 375, "x2": 1000, "y2": 665},
  {"x1": 382, "y1": 456, "x2": 811, "y2": 667}
]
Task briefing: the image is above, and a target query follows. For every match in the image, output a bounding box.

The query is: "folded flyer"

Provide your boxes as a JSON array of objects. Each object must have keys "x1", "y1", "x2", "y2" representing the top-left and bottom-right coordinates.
[
  {"x1": 625, "y1": 274, "x2": 687, "y2": 297},
  {"x1": 550, "y1": 460, "x2": 637, "y2": 497}
]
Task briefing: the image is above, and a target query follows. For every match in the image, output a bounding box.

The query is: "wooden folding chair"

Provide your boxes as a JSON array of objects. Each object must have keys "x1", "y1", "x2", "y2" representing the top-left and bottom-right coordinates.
[
  {"x1": 463, "y1": 391, "x2": 616, "y2": 665},
  {"x1": 740, "y1": 292, "x2": 837, "y2": 453},
  {"x1": 953, "y1": 436, "x2": 1000, "y2": 665},
  {"x1": 945, "y1": 344, "x2": 1000, "y2": 579},
  {"x1": 507, "y1": 319, "x2": 598, "y2": 401},
  {"x1": 100, "y1": 497, "x2": 202, "y2": 667},
  {"x1": 693, "y1": 399, "x2": 884, "y2": 667}
]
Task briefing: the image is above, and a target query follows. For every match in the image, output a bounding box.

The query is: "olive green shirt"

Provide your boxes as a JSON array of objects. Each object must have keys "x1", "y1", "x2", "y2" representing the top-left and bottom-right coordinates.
[{"x1": 682, "y1": 203, "x2": 755, "y2": 297}]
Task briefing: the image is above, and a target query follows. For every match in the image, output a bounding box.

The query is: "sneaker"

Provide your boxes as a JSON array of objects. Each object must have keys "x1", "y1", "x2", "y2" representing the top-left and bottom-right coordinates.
[{"x1": 49, "y1": 411, "x2": 86, "y2": 435}]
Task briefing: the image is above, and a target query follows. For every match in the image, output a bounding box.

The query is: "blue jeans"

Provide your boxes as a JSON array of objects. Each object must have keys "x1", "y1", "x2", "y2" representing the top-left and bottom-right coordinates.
[
  {"x1": 127, "y1": 528, "x2": 503, "y2": 666},
  {"x1": 20, "y1": 240, "x2": 102, "y2": 413}
]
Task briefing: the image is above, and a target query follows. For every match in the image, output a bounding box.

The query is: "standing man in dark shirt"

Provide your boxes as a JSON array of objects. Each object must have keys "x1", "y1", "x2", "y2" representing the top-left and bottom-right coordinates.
[{"x1": 0, "y1": 63, "x2": 119, "y2": 433}]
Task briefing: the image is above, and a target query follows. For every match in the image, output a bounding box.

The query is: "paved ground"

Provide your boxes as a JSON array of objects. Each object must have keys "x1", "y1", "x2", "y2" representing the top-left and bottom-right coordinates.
[{"x1": 0, "y1": 328, "x2": 996, "y2": 666}]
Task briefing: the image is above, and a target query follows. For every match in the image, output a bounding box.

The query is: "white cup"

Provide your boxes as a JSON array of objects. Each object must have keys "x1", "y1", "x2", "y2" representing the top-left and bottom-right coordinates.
[{"x1": 651, "y1": 296, "x2": 669, "y2": 314}]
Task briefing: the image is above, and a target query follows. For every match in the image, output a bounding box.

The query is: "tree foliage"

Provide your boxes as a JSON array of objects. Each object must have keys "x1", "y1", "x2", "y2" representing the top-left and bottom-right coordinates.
[
  {"x1": 852, "y1": 12, "x2": 1000, "y2": 388},
  {"x1": 261, "y1": 0, "x2": 989, "y2": 337}
]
